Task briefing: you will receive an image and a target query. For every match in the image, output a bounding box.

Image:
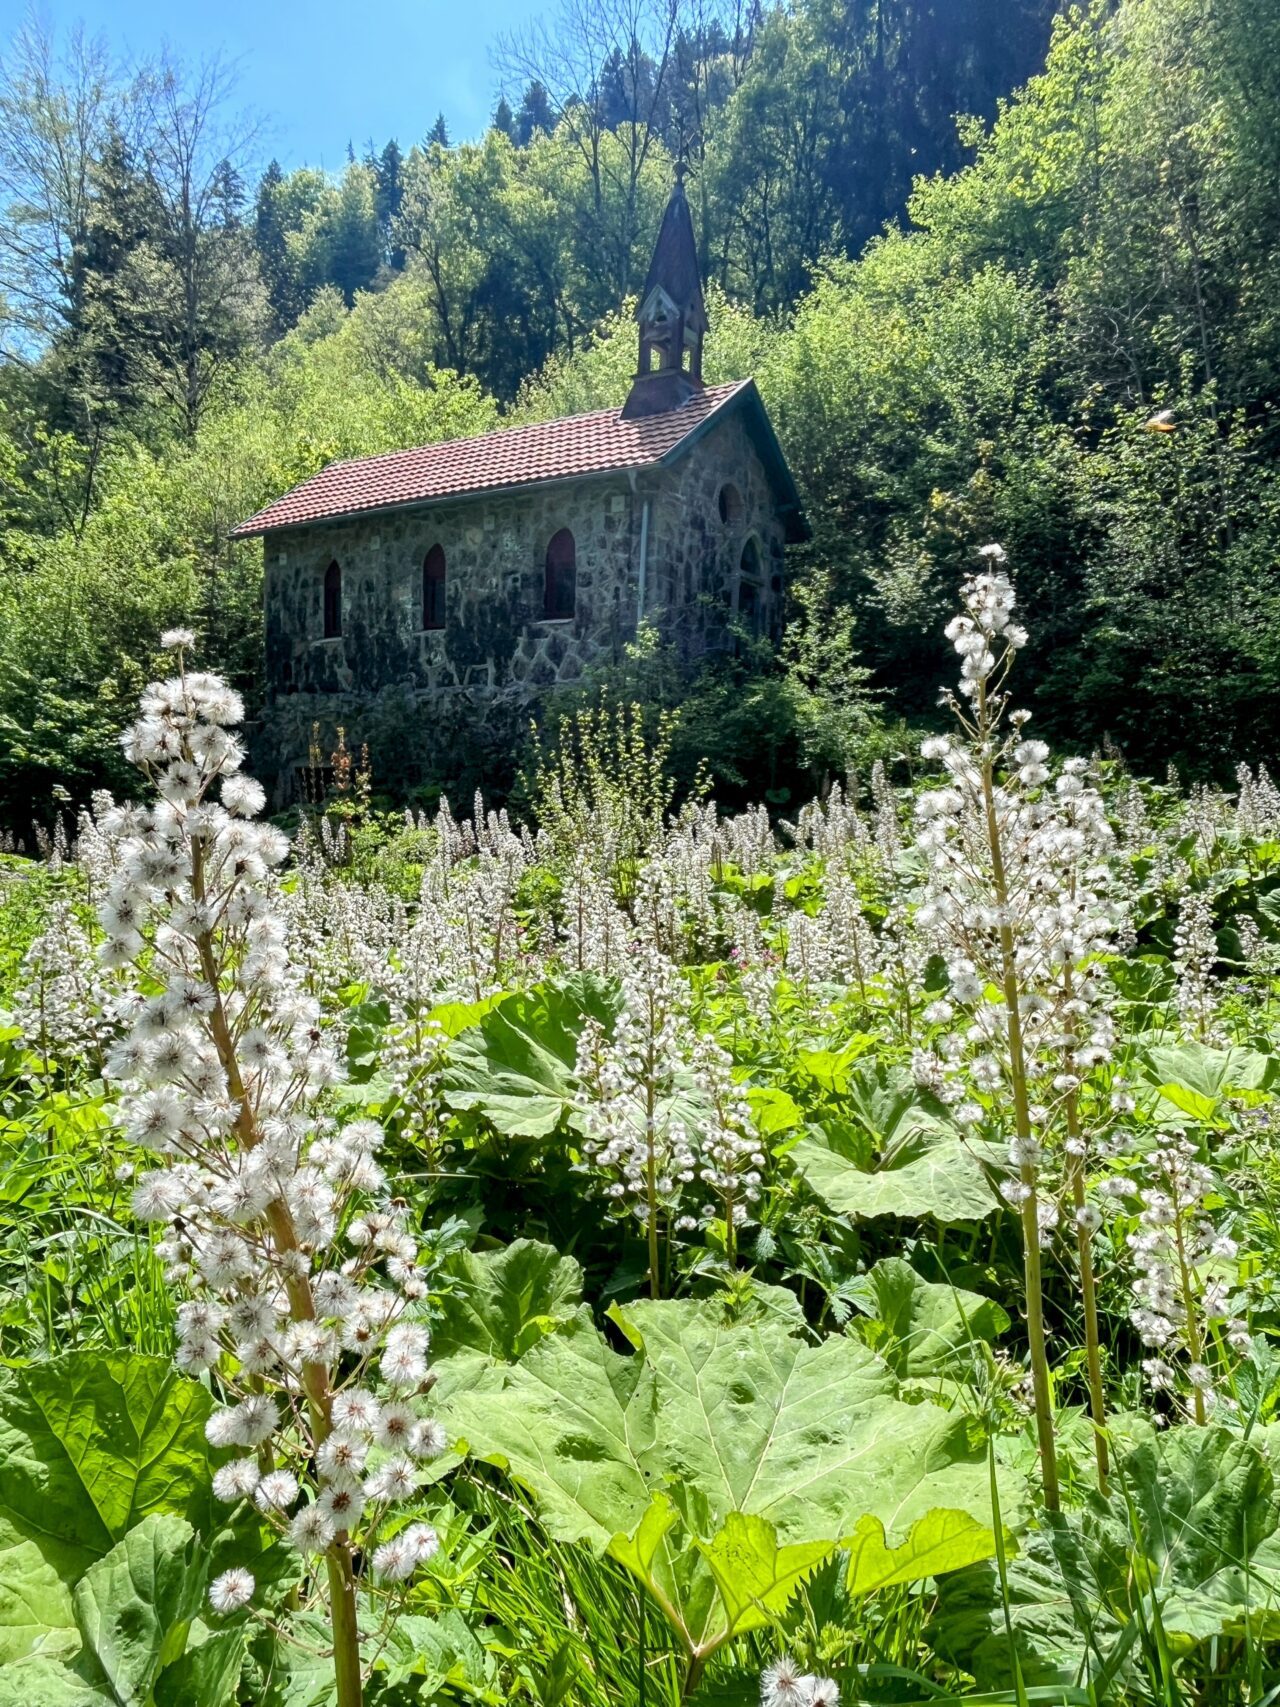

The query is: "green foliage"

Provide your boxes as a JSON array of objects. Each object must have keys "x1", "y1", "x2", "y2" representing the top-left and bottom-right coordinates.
[
  {"x1": 0, "y1": 1352, "x2": 217, "y2": 1579},
  {"x1": 847, "y1": 1258, "x2": 1011, "y2": 1379},
  {"x1": 790, "y1": 1065, "x2": 1002, "y2": 1223},
  {"x1": 931, "y1": 1426, "x2": 1280, "y2": 1688},
  {"x1": 444, "y1": 1297, "x2": 1004, "y2": 1664},
  {"x1": 442, "y1": 975, "x2": 622, "y2": 1138},
  {"x1": 0, "y1": 1351, "x2": 241, "y2": 1707}
]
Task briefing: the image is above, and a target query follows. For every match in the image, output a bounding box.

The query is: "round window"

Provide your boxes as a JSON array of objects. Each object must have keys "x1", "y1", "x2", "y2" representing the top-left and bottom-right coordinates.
[{"x1": 717, "y1": 483, "x2": 743, "y2": 526}]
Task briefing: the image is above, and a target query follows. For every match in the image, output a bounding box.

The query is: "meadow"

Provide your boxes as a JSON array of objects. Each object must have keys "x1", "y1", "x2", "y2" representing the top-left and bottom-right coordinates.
[{"x1": 3, "y1": 560, "x2": 1280, "y2": 1707}]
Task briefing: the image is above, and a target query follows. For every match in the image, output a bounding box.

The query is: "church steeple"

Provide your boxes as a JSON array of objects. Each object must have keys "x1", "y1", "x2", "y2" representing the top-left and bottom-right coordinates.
[{"x1": 621, "y1": 165, "x2": 708, "y2": 420}]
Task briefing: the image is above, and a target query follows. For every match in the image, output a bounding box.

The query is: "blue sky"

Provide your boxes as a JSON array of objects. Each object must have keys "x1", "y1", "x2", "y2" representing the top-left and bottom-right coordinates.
[{"x1": 6, "y1": 0, "x2": 539, "y2": 170}]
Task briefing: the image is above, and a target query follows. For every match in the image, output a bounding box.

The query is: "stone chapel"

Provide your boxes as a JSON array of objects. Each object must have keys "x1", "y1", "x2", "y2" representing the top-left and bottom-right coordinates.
[{"x1": 234, "y1": 173, "x2": 808, "y2": 795}]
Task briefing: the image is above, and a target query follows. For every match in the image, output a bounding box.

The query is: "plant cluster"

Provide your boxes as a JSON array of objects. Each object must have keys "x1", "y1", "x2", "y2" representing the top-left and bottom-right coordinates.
[{"x1": 3, "y1": 559, "x2": 1280, "y2": 1704}]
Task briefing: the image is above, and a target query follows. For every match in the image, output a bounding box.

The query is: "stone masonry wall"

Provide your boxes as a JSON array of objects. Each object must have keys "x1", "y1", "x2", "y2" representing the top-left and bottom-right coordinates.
[{"x1": 255, "y1": 405, "x2": 787, "y2": 796}]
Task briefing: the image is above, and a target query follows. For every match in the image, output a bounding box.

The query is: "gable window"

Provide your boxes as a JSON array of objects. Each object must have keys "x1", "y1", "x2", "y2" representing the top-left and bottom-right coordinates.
[
  {"x1": 544, "y1": 527, "x2": 576, "y2": 620},
  {"x1": 423, "y1": 544, "x2": 446, "y2": 630},
  {"x1": 322, "y1": 560, "x2": 342, "y2": 638},
  {"x1": 718, "y1": 482, "x2": 743, "y2": 526}
]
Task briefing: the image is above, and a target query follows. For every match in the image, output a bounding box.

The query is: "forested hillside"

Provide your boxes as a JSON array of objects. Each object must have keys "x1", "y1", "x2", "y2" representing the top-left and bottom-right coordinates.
[{"x1": 1, "y1": 0, "x2": 1277, "y2": 829}]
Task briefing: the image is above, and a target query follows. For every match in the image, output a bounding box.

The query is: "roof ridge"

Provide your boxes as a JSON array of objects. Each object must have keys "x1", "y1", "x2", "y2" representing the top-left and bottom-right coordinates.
[{"x1": 328, "y1": 379, "x2": 748, "y2": 473}]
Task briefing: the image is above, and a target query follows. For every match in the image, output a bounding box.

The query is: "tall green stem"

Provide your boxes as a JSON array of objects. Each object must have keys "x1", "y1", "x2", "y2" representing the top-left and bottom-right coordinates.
[
  {"x1": 644, "y1": 999, "x2": 661, "y2": 1301},
  {"x1": 1173, "y1": 1208, "x2": 1208, "y2": 1425},
  {"x1": 1061, "y1": 970, "x2": 1108, "y2": 1491},
  {"x1": 977, "y1": 685, "x2": 1060, "y2": 1511}
]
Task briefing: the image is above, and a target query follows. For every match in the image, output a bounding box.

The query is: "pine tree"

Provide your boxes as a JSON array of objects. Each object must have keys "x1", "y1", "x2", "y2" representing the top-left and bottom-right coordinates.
[
  {"x1": 373, "y1": 139, "x2": 404, "y2": 267},
  {"x1": 492, "y1": 96, "x2": 515, "y2": 139},
  {"x1": 514, "y1": 81, "x2": 555, "y2": 144},
  {"x1": 254, "y1": 159, "x2": 293, "y2": 335},
  {"x1": 428, "y1": 112, "x2": 449, "y2": 148}
]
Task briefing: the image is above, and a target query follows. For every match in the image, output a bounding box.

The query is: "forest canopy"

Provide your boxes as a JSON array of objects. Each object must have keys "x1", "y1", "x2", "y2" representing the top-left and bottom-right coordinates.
[{"x1": 1, "y1": 0, "x2": 1277, "y2": 829}]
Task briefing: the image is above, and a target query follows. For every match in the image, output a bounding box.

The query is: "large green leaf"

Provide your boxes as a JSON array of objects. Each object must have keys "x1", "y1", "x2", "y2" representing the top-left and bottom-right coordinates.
[
  {"x1": 0, "y1": 1656, "x2": 114, "y2": 1707},
  {"x1": 432, "y1": 1239, "x2": 584, "y2": 1363},
  {"x1": 0, "y1": 1353, "x2": 216, "y2": 1581},
  {"x1": 931, "y1": 1428, "x2": 1280, "y2": 1686},
  {"x1": 928, "y1": 1520, "x2": 1121, "y2": 1690},
  {"x1": 847, "y1": 1258, "x2": 1009, "y2": 1378},
  {"x1": 694, "y1": 1511, "x2": 835, "y2": 1638},
  {"x1": 72, "y1": 1514, "x2": 207, "y2": 1707},
  {"x1": 444, "y1": 1312, "x2": 652, "y2": 1551},
  {"x1": 792, "y1": 1122, "x2": 999, "y2": 1223},
  {"x1": 441, "y1": 974, "x2": 621, "y2": 1137},
  {"x1": 377, "y1": 1609, "x2": 497, "y2": 1692},
  {"x1": 1141, "y1": 1041, "x2": 1277, "y2": 1122},
  {"x1": 0, "y1": 1531, "x2": 78, "y2": 1665},
  {"x1": 153, "y1": 1625, "x2": 246, "y2": 1707},
  {"x1": 844, "y1": 1508, "x2": 1003, "y2": 1596},
  {"x1": 1089, "y1": 1426, "x2": 1280, "y2": 1644},
  {"x1": 791, "y1": 1064, "x2": 1001, "y2": 1222},
  {"x1": 0, "y1": 1517, "x2": 220, "y2": 1707},
  {"x1": 445, "y1": 1298, "x2": 1005, "y2": 1660}
]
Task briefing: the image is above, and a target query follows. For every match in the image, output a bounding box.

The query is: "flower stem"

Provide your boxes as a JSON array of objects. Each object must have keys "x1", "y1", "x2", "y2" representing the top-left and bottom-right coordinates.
[
  {"x1": 977, "y1": 685, "x2": 1060, "y2": 1512},
  {"x1": 1068, "y1": 1152, "x2": 1109, "y2": 1490},
  {"x1": 1062, "y1": 971, "x2": 1108, "y2": 1492},
  {"x1": 325, "y1": 1550, "x2": 364, "y2": 1707}
]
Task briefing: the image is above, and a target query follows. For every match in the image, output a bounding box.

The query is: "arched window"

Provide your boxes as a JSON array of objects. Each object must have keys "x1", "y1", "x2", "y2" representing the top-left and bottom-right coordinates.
[
  {"x1": 544, "y1": 527, "x2": 576, "y2": 620},
  {"x1": 323, "y1": 561, "x2": 342, "y2": 638},
  {"x1": 718, "y1": 482, "x2": 743, "y2": 526},
  {"x1": 422, "y1": 544, "x2": 446, "y2": 630},
  {"x1": 736, "y1": 538, "x2": 761, "y2": 633}
]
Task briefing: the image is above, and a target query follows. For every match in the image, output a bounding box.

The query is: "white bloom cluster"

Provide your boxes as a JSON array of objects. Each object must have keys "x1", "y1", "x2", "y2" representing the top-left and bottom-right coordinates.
[
  {"x1": 1171, "y1": 886, "x2": 1222, "y2": 1041},
  {"x1": 691, "y1": 1033, "x2": 766, "y2": 1250},
  {"x1": 761, "y1": 1655, "x2": 839, "y2": 1707},
  {"x1": 574, "y1": 938, "x2": 699, "y2": 1228},
  {"x1": 1121, "y1": 1134, "x2": 1251, "y2": 1417},
  {"x1": 102, "y1": 646, "x2": 444, "y2": 1622},
  {"x1": 910, "y1": 567, "x2": 1125, "y2": 1229},
  {"x1": 1236, "y1": 762, "x2": 1280, "y2": 840},
  {"x1": 13, "y1": 900, "x2": 120, "y2": 1062},
  {"x1": 941, "y1": 558, "x2": 1027, "y2": 698},
  {"x1": 560, "y1": 847, "x2": 631, "y2": 976}
]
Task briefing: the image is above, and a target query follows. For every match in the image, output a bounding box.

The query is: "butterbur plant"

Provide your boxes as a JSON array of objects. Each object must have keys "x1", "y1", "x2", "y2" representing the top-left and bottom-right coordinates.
[
  {"x1": 101, "y1": 631, "x2": 444, "y2": 1707},
  {"x1": 573, "y1": 936, "x2": 698, "y2": 1297},
  {"x1": 911, "y1": 550, "x2": 1125, "y2": 1506},
  {"x1": 1117, "y1": 1132, "x2": 1252, "y2": 1422}
]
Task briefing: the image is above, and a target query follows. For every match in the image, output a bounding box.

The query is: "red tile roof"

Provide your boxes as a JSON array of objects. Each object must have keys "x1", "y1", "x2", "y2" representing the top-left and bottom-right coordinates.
[{"x1": 232, "y1": 380, "x2": 753, "y2": 539}]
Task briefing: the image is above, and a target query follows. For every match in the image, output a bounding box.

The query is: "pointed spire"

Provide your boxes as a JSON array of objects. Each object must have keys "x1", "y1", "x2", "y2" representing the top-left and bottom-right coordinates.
[{"x1": 621, "y1": 169, "x2": 708, "y2": 419}]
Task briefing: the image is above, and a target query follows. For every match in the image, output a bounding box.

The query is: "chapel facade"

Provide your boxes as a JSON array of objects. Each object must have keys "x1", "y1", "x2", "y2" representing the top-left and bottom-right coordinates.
[{"x1": 233, "y1": 175, "x2": 808, "y2": 796}]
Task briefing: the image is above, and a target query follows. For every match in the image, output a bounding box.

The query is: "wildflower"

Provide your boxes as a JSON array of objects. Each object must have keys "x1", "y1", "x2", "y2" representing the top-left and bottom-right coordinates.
[
  {"x1": 331, "y1": 1390, "x2": 382, "y2": 1437},
  {"x1": 318, "y1": 1434, "x2": 368, "y2": 1480},
  {"x1": 372, "y1": 1535, "x2": 414, "y2": 1582},
  {"x1": 410, "y1": 1417, "x2": 448, "y2": 1459},
  {"x1": 213, "y1": 1458, "x2": 261, "y2": 1503},
  {"x1": 289, "y1": 1503, "x2": 336, "y2": 1552},
  {"x1": 911, "y1": 552, "x2": 1128, "y2": 1507},
  {"x1": 402, "y1": 1523, "x2": 439, "y2": 1565},
  {"x1": 761, "y1": 1657, "x2": 808, "y2": 1707},
  {"x1": 208, "y1": 1567, "x2": 254, "y2": 1613},
  {"x1": 364, "y1": 1456, "x2": 417, "y2": 1503},
  {"x1": 254, "y1": 1470, "x2": 300, "y2": 1513}
]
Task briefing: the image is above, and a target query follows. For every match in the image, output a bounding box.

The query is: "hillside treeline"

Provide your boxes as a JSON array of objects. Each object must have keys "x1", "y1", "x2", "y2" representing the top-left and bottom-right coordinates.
[{"x1": 0, "y1": 0, "x2": 1277, "y2": 823}]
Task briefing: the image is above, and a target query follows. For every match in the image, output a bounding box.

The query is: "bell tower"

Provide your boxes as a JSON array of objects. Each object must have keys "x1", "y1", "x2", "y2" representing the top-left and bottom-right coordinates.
[{"x1": 621, "y1": 165, "x2": 708, "y2": 420}]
